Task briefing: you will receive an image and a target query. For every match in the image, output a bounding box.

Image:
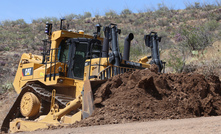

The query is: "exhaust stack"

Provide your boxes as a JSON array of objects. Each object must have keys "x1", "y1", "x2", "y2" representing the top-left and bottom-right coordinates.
[
  {"x1": 123, "y1": 33, "x2": 134, "y2": 61},
  {"x1": 110, "y1": 24, "x2": 121, "y2": 66},
  {"x1": 102, "y1": 26, "x2": 110, "y2": 57}
]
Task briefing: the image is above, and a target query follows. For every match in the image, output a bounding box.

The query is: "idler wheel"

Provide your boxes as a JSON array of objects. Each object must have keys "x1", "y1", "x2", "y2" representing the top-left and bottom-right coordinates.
[{"x1": 20, "y1": 92, "x2": 40, "y2": 117}]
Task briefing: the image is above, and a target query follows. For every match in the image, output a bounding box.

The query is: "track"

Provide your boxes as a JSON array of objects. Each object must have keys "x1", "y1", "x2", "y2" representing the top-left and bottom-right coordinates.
[{"x1": 1, "y1": 83, "x2": 75, "y2": 132}]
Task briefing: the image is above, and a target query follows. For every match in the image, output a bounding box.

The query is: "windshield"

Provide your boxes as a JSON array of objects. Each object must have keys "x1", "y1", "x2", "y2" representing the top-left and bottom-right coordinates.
[
  {"x1": 73, "y1": 43, "x2": 87, "y2": 78},
  {"x1": 58, "y1": 39, "x2": 69, "y2": 62}
]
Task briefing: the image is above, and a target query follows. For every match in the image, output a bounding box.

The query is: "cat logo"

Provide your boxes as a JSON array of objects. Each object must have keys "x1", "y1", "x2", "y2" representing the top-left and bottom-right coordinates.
[{"x1": 22, "y1": 67, "x2": 33, "y2": 76}]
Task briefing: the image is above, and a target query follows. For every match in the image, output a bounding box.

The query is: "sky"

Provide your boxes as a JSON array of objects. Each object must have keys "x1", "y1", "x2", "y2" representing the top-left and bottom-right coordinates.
[{"x1": 0, "y1": 0, "x2": 217, "y2": 23}]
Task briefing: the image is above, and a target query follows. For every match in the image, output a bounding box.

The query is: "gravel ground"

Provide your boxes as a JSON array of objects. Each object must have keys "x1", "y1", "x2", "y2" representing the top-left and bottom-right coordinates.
[{"x1": 21, "y1": 116, "x2": 221, "y2": 134}]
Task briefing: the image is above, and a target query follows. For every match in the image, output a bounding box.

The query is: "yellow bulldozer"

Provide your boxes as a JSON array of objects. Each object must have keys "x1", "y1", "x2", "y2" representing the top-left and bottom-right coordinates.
[{"x1": 1, "y1": 19, "x2": 164, "y2": 133}]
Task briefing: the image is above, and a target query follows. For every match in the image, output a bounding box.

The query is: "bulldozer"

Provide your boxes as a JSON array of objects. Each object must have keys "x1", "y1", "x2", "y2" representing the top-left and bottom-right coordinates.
[{"x1": 1, "y1": 19, "x2": 164, "y2": 133}]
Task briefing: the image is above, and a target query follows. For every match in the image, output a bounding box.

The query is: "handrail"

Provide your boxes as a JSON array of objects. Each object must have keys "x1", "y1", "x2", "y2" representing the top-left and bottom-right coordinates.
[
  {"x1": 97, "y1": 65, "x2": 136, "y2": 80},
  {"x1": 44, "y1": 48, "x2": 67, "y2": 81}
]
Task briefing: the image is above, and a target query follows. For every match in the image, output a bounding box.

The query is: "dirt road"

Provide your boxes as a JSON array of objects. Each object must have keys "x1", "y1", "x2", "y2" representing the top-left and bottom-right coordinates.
[{"x1": 21, "y1": 116, "x2": 221, "y2": 134}]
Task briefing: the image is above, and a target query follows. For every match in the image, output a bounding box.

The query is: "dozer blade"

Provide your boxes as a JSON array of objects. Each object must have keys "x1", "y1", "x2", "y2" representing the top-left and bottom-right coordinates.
[{"x1": 82, "y1": 79, "x2": 107, "y2": 119}]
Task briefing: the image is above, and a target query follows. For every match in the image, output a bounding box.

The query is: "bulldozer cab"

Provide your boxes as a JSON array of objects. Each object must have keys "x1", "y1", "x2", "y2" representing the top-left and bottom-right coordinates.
[{"x1": 57, "y1": 38, "x2": 102, "y2": 80}]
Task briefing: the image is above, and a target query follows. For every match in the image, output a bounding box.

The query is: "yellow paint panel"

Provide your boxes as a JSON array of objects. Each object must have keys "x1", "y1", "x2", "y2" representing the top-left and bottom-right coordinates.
[
  {"x1": 10, "y1": 119, "x2": 55, "y2": 133},
  {"x1": 61, "y1": 111, "x2": 82, "y2": 124}
]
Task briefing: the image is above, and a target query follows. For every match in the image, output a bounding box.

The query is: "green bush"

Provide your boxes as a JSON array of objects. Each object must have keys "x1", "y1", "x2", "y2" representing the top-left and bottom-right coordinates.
[
  {"x1": 204, "y1": 20, "x2": 219, "y2": 31},
  {"x1": 1, "y1": 82, "x2": 13, "y2": 94},
  {"x1": 1, "y1": 20, "x2": 12, "y2": 27},
  {"x1": 178, "y1": 25, "x2": 212, "y2": 51},
  {"x1": 185, "y1": 2, "x2": 201, "y2": 9},
  {"x1": 133, "y1": 18, "x2": 144, "y2": 26},
  {"x1": 155, "y1": 2, "x2": 171, "y2": 17},
  {"x1": 84, "y1": 12, "x2": 92, "y2": 18},
  {"x1": 3, "y1": 46, "x2": 10, "y2": 51},
  {"x1": 105, "y1": 10, "x2": 118, "y2": 18},
  {"x1": 121, "y1": 9, "x2": 132, "y2": 17},
  {"x1": 166, "y1": 50, "x2": 186, "y2": 73},
  {"x1": 157, "y1": 19, "x2": 169, "y2": 27}
]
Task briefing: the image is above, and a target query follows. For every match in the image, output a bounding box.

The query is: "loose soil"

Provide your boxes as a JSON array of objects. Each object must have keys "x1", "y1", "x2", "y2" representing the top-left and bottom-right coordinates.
[
  {"x1": 71, "y1": 64, "x2": 221, "y2": 127},
  {"x1": 0, "y1": 65, "x2": 221, "y2": 133}
]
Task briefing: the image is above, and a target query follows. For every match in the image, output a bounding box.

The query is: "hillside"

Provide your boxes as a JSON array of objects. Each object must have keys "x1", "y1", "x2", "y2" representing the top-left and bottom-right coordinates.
[
  {"x1": 0, "y1": 2, "x2": 221, "y2": 133},
  {"x1": 0, "y1": 2, "x2": 221, "y2": 100}
]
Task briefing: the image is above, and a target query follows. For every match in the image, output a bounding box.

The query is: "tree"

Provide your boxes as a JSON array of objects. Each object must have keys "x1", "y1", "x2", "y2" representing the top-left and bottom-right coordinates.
[
  {"x1": 84, "y1": 12, "x2": 92, "y2": 18},
  {"x1": 121, "y1": 9, "x2": 132, "y2": 16}
]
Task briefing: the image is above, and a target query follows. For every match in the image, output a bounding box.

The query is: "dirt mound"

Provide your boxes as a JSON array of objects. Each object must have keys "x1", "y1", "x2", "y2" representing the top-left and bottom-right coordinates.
[{"x1": 72, "y1": 67, "x2": 221, "y2": 127}]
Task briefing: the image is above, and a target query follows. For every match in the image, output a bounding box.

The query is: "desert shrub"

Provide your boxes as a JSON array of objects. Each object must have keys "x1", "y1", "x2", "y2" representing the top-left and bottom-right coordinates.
[
  {"x1": 36, "y1": 24, "x2": 44, "y2": 32},
  {"x1": 7, "y1": 19, "x2": 28, "y2": 28},
  {"x1": 185, "y1": 1, "x2": 220, "y2": 10},
  {"x1": 174, "y1": 33, "x2": 184, "y2": 42},
  {"x1": 133, "y1": 18, "x2": 145, "y2": 26},
  {"x1": 202, "y1": 3, "x2": 217, "y2": 11},
  {"x1": 83, "y1": 12, "x2": 92, "y2": 18},
  {"x1": 204, "y1": 20, "x2": 219, "y2": 31},
  {"x1": 3, "y1": 46, "x2": 10, "y2": 51},
  {"x1": 32, "y1": 19, "x2": 39, "y2": 24},
  {"x1": 22, "y1": 27, "x2": 31, "y2": 33},
  {"x1": 1, "y1": 20, "x2": 12, "y2": 27},
  {"x1": 75, "y1": 14, "x2": 85, "y2": 19},
  {"x1": 157, "y1": 19, "x2": 169, "y2": 27},
  {"x1": 115, "y1": 18, "x2": 122, "y2": 23},
  {"x1": 185, "y1": 2, "x2": 202, "y2": 9},
  {"x1": 105, "y1": 10, "x2": 118, "y2": 18},
  {"x1": 208, "y1": 12, "x2": 221, "y2": 21},
  {"x1": 178, "y1": 25, "x2": 212, "y2": 51},
  {"x1": 121, "y1": 9, "x2": 132, "y2": 18},
  {"x1": 199, "y1": 60, "x2": 221, "y2": 78},
  {"x1": 166, "y1": 49, "x2": 186, "y2": 73},
  {"x1": 146, "y1": 23, "x2": 156, "y2": 29},
  {"x1": 1, "y1": 82, "x2": 14, "y2": 94},
  {"x1": 95, "y1": 14, "x2": 100, "y2": 19},
  {"x1": 158, "y1": 31, "x2": 174, "y2": 50},
  {"x1": 130, "y1": 45, "x2": 143, "y2": 60},
  {"x1": 154, "y1": 2, "x2": 171, "y2": 17}
]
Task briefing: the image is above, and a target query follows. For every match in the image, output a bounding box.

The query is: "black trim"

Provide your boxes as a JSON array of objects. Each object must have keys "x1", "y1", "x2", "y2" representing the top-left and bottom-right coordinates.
[
  {"x1": 89, "y1": 75, "x2": 98, "y2": 79},
  {"x1": 45, "y1": 73, "x2": 60, "y2": 78},
  {"x1": 122, "y1": 61, "x2": 144, "y2": 69}
]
